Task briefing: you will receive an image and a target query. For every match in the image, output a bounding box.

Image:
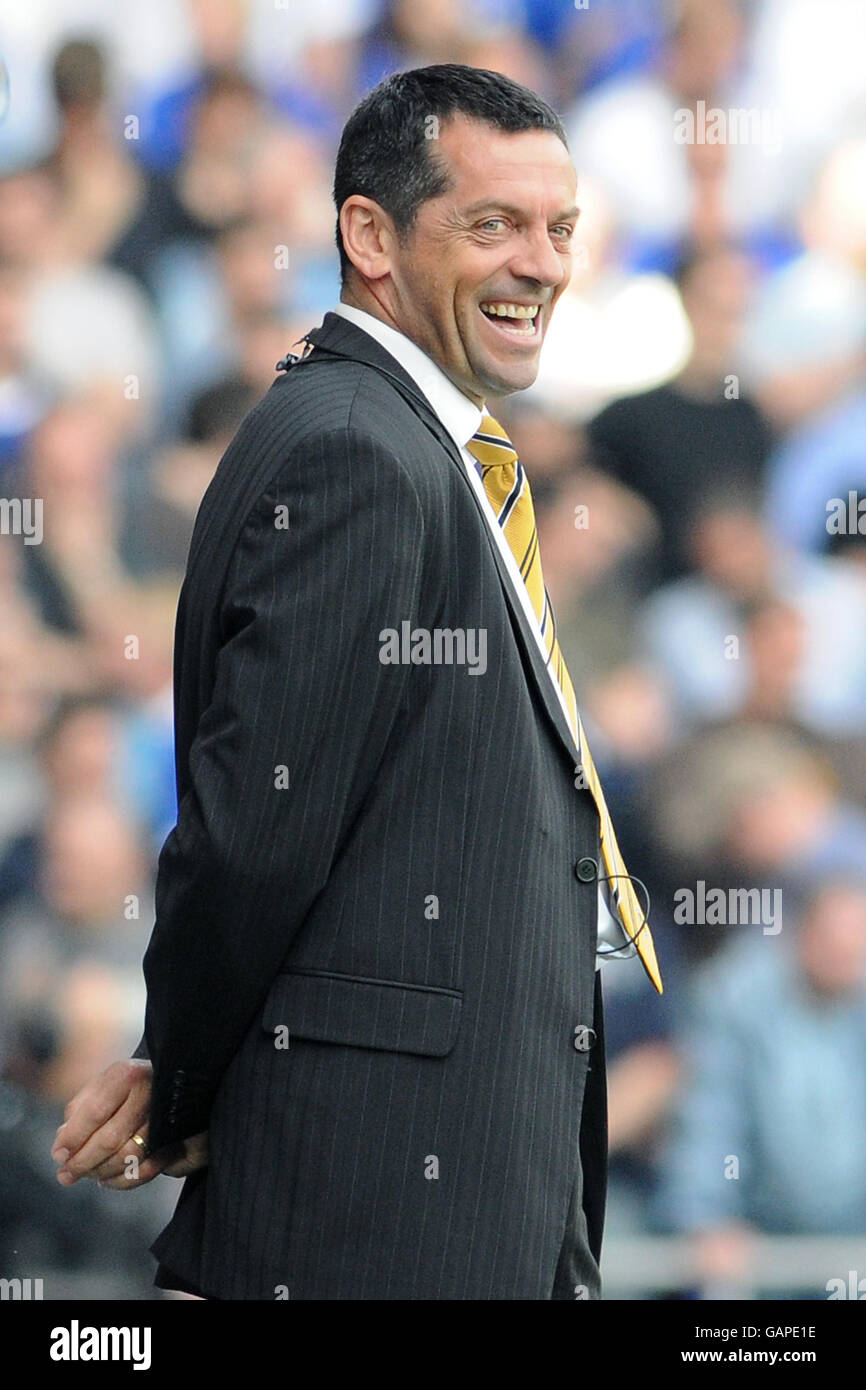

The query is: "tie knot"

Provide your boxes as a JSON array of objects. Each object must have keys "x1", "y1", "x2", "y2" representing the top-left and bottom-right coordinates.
[{"x1": 467, "y1": 413, "x2": 518, "y2": 467}]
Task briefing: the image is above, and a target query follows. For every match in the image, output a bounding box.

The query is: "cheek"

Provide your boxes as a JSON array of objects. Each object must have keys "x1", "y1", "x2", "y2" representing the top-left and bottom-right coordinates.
[{"x1": 449, "y1": 297, "x2": 479, "y2": 351}]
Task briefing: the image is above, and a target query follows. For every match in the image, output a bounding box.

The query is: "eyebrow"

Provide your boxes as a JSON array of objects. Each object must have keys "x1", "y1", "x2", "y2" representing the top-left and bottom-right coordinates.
[{"x1": 462, "y1": 200, "x2": 580, "y2": 222}]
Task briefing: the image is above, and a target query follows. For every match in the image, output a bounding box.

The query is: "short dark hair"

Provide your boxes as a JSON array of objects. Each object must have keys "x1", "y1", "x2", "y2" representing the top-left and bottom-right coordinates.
[
  {"x1": 333, "y1": 63, "x2": 568, "y2": 283},
  {"x1": 52, "y1": 38, "x2": 106, "y2": 108}
]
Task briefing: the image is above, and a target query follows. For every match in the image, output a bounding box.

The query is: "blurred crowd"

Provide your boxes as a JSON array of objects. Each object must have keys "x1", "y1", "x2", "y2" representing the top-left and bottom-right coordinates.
[{"x1": 1, "y1": 0, "x2": 865, "y2": 1300}]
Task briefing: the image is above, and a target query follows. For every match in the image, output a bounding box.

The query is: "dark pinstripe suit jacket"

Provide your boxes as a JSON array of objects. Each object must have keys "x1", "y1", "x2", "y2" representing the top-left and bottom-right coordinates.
[{"x1": 138, "y1": 310, "x2": 608, "y2": 1299}]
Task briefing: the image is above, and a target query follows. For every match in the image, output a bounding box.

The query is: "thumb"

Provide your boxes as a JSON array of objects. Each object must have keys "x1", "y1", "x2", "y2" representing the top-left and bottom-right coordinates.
[{"x1": 161, "y1": 1131, "x2": 209, "y2": 1178}]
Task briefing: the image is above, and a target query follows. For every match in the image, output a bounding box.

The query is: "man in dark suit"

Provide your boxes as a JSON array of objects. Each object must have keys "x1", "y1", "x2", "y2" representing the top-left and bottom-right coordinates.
[{"x1": 51, "y1": 64, "x2": 662, "y2": 1300}]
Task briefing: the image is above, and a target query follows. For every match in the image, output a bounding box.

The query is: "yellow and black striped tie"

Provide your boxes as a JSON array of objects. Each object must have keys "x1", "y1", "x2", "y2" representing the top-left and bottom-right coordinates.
[{"x1": 466, "y1": 412, "x2": 663, "y2": 995}]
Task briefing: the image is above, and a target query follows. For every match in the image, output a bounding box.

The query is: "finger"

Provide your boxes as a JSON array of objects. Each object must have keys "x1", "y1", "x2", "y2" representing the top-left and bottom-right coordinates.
[
  {"x1": 99, "y1": 1139, "x2": 188, "y2": 1188},
  {"x1": 57, "y1": 1089, "x2": 151, "y2": 1182},
  {"x1": 53, "y1": 1060, "x2": 149, "y2": 1155},
  {"x1": 52, "y1": 1094, "x2": 127, "y2": 1163},
  {"x1": 162, "y1": 1132, "x2": 209, "y2": 1178},
  {"x1": 97, "y1": 1153, "x2": 170, "y2": 1191},
  {"x1": 58, "y1": 1126, "x2": 157, "y2": 1188},
  {"x1": 53, "y1": 1060, "x2": 150, "y2": 1160},
  {"x1": 73, "y1": 1124, "x2": 154, "y2": 1184}
]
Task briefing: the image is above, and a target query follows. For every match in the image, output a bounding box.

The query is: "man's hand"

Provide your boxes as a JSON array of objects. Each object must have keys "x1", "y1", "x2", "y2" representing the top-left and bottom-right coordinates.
[{"x1": 51, "y1": 1058, "x2": 208, "y2": 1190}]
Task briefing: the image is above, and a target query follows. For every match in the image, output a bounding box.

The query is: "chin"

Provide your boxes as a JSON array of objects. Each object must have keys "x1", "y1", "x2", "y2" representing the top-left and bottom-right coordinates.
[{"x1": 479, "y1": 363, "x2": 540, "y2": 397}]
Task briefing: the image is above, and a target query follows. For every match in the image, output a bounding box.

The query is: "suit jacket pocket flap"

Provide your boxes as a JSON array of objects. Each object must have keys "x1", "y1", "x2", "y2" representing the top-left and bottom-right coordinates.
[{"x1": 261, "y1": 969, "x2": 462, "y2": 1057}]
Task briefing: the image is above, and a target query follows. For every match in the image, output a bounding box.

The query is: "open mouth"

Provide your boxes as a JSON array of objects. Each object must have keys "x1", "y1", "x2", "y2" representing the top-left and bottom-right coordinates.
[{"x1": 479, "y1": 301, "x2": 542, "y2": 339}]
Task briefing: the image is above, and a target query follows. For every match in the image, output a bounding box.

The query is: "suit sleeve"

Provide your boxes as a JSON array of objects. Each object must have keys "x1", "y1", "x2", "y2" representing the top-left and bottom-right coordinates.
[{"x1": 142, "y1": 426, "x2": 426, "y2": 1150}]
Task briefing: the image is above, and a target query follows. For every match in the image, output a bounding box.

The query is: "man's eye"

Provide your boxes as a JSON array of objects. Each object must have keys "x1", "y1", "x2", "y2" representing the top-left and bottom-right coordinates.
[
  {"x1": 551, "y1": 225, "x2": 574, "y2": 240},
  {"x1": 479, "y1": 218, "x2": 506, "y2": 232}
]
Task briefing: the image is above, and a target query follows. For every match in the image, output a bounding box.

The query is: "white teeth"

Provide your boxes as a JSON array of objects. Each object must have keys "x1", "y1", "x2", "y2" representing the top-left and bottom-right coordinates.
[{"x1": 479, "y1": 302, "x2": 540, "y2": 319}]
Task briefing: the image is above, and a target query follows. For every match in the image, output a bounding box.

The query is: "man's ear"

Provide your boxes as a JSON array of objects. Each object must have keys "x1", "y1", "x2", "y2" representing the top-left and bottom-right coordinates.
[{"x1": 339, "y1": 195, "x2": 398, "y2": 283}]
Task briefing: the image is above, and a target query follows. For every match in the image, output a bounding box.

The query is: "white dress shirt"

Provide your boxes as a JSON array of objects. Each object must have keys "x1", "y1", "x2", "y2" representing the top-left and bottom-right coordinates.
[{"x1": 331, "y1": 301, "x2": 635, "y2": 964}]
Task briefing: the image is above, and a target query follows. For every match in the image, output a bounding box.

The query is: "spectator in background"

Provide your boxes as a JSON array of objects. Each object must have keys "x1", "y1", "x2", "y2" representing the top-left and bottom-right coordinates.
[
  {"x1": 0, "y1": 497, "x2": 99, "y2": 736},
  {"x1": 0, "y1": 164, "x2": 162, "y2": 439},
  {"x1": 532, "y1": 437, "x2": 659, "y2": 674},
  {"x1": 0, "y1": 792, "x2": 151, "y2": 1024},
  {"x1": 16, "y1": 400, "x2": 148, "y2": 641},
  {"x1": 137, "y1": 0, "x2": 378, "y2": 161},
  {"x1": 0, "y1": 166, "x2": 63, "y2": 273},
  {"x1": 38, "y1": 39, "x2": 205, "y2": 299},
  {"x1": 566, "y1": 0, "x2": 789, "y2": 267},
  {"x1": 742, "y1": 0, "x2": 866, "y2": 226},
  {"x1": 0, "y1": 264, "x2": 53, "y2": 473},
  {"x1": 460, "y1": 22, "x2": 551, "y2": 103},
  {"x1": 531, "y1": 0, "x2": 668, "y2": 109},
  {"x1": 656, "y1": 880, "x2": 866, "y2": 1297},
  {"x1": 359, "y1": 0, "x2": 483, "y2": 87},
  {"x1": 649, "y1": 724, "x2": 866, "y2": 966},
  {"x1": 0, "y1": 690, "x2": 176, "y2": 921},
  {"x1": 641, "y1": 499, "x2": 866, "y2": 736},
  {"x1": 154, "y1": 127, "x2": 335, "y2": 423},
  {"x1": 154, "y1": 209, "x2": 297, "y2": 425},
  {"x1": 499, "y1": 397, "x2": 661, "y2": 678},
  {"x1": 0, "y1": 695, "x2": 120, "y2": 920},
  {"x1": 129, "y1": 374, "x2": 257, "y2": 579},
  {"x1": 167, "y1": 67, "x2": 266, "y2": 240},
  {"x1": 0, "y1": 544, "x2": 62, "y2": 860},
  {"x1": 801, "y1": 138, "x2": 866, "y2": 280},
  {"x1": 136, "y1": 0, "x2": 252, "y2": 172},
  {"x1": 588, "y1": 243, "x2": 773, "y2": 585},
  {"x1": 753, "y1": 255, "x2": 866, "y2": 553}
]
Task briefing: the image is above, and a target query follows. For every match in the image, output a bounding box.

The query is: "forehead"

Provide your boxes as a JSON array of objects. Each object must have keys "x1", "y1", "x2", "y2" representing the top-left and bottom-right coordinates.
[{"x1": 431, "y1": 115, "x2": 576, "y2": 211}]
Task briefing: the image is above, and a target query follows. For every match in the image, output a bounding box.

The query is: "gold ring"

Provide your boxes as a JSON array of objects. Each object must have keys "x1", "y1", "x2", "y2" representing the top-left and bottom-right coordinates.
[{"x1": 131, "y1": 1133, "x2": 148, "y2": 1155}]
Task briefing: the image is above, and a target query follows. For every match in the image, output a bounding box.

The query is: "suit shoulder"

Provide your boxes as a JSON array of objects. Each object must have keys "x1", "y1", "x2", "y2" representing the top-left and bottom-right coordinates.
[
  {"x1": 250, "y1": 355, "x2": 442, "y2": 481},
  {"x1": 195, "y1": 354, "x2": 449, "y2": 556}
]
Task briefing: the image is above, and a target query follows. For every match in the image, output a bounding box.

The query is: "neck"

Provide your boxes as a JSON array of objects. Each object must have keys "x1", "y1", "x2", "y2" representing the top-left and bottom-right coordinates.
[
  {"x1": 340, "y1": 282, "x2": 399, "y2": 331},
  {"x1": 338, "y1": 286, "x2": 485, "y2": 409},
  {"x1": 676, "y1": 356, "x2": 726, "y2": 401}
]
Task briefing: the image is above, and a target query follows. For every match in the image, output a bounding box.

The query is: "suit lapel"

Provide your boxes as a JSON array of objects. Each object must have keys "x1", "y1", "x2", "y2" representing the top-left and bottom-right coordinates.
[{"x1": 299, "y1": 314, "x2": 581, "y2": 771}]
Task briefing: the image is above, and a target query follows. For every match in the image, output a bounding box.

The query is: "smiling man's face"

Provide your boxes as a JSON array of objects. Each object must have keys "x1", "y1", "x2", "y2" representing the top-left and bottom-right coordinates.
[{"x1": 343, "y1": 114, "x2": 579, "y2": 404}]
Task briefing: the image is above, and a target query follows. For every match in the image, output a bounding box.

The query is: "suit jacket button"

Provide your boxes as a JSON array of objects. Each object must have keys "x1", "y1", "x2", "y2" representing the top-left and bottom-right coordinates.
[
  {"x1": 574, "y1": 856, "x2": 598, "y2": 883},
  {"x1": 574, "y1": 1025, "x2": 597, "y2": 1052}
]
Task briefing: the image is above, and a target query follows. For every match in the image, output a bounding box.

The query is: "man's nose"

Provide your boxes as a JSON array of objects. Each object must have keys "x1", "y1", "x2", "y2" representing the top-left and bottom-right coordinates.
[{"x1": 507, "y1": 228, "x2": 568, "y2": 290}]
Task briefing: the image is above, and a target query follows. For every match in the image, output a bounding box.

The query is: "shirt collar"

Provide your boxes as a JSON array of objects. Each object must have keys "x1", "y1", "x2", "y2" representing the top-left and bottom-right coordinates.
[{"x1": 332, "y1": 301, "x2": 484, "y2": 452}]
